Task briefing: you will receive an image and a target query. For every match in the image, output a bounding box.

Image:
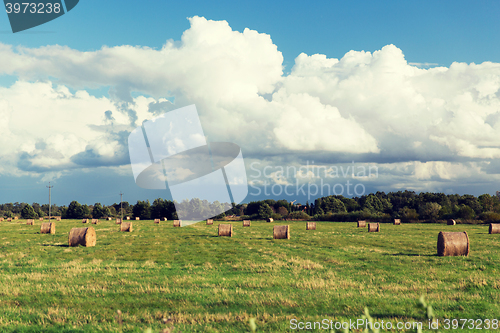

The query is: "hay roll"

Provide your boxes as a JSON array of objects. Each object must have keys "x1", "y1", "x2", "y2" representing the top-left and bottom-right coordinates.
[
  {"x1": 393, "y1": 219, "x2": 401, "y2": 225},
  {"x1": 39, "y1": 218, "x2": 43, "y2": 221},
  {"x1": 6, "y1": 218, "x2": 12, "y2": 222},
  {"x1": 14, "y1": 216, "x2": 18, "y2": 220},
  {"x1": 368, "y1": 223, "x2": 380, "y2": 232},
  {"x1": 357, "y1": 220, "x2": 366, "y2": 228},
  {"x1": 154, "y1": 218, "x2": 160, "y2": 224},
  {"x1": 107, "y1": 217, "x2": 112, "y2": 221},
  {"x1": 116, "y1": 218, "x2": 122, "y2": 224},
  {"x1": 489, "y1": 223, "x2": 500, "y2": 234},
  {"x1": 0, "y1": 218, "x2": 3, "y2": 221},
  {"x1": 173, "y1": 220, "x2": 181, "y2": 227},
  {"x1": 218, "y1": 224, "x2": 233, "y2": 237},
  {"x1": 126, "y1": 216, "x2": 130, "y2": 220},
  {"x1": 437, "y1": 231, "x2": 469, "y2": 256},
  {"x1": 120, "y1": 222, "x2": 133, "y2": 232},
  {"x1": 273, "y1": 225, "x2": 290, "y2": 239},
  {"x1": 82, "y1": 218, "x2": 89, "y2": 223},
  {"x1": 68, "y1": 227, "x2": 96, "y2": 247},
  {"x1": 447, "y1": 219, "x2": 456, "y2": 225},
  {"x1": 206, "y1": 219, "x2": 214, "y2": 225},
  {"x1": 56, "y1": 217, "x2": 61, "y2": 221},
  {"x1": 40, "y1": 222, "x2": 55, "y2": 234},
  {"x1": 163, "y1": 217, "x2": 168, "y2": 221},
  {"x1": 243, "y1": 220, "x2": 251, "y2": 227},
  {"x1": 92, "y1": 219, "x2": 99, "y2": 224},
  {"x1": 135, "y1": 217, "x2": 140, "y2": 220},
  {"x1": 266, "y1": 218, "x2": 274, "y2": 223},
  {"x1": 26, "y1": 219, "x2": 35, "y2": 225},
  {"x1": 306, "y1": 222, "x2": 316, "y2": 230}
]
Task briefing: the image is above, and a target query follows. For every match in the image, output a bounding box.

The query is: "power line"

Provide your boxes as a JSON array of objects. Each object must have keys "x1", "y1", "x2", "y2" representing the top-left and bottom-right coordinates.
[{"x1": 46, "y1": 182, "x2": 53, "y2": 220}]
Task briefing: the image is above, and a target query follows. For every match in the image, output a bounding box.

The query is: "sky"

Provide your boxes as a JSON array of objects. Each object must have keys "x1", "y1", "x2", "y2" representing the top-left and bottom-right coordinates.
[{"x1": 0, "y1": 0, "x2": 500, "y2": 206}]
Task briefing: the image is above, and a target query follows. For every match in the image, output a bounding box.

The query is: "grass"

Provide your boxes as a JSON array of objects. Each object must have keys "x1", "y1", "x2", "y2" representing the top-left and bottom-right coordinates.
[{"x1": 0, "y1": 219, "x2": 499, "y2": 332}]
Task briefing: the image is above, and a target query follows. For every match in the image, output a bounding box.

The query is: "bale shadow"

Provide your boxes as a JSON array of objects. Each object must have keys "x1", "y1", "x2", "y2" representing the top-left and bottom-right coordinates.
[
  {"x1": 387, "y1": 252, "x2": 436, "y2": 257},
  {"x1": 41, "y1": 244, "x2": 69, "y2": 248}
]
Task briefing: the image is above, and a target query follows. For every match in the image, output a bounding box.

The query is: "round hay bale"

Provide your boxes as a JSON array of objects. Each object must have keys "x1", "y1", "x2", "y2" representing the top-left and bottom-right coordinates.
[
  {"x1": 437, "y1": 231, "x2": 469, "y2": 256},
  {"x1": 266, "y1": 218, "x2": 274, "y2": 223},
  {"x1": 218, "y1": 224, "x2": 233, "y2": 237},
  {"x1": 40, "y1": 222, "x2": 55, "y2": 234},
  {"x1": 273, "y1": 225, "x2": 290, "y2": 239},
  {"x1": 243, "y1": 220, "x2": 251, "y2": 227},
  {"x1": 357, "y1": 220, "x2": 366, "y2": 228},
  {"x1": 126, "y1": 216, "x2": 130, "y2": 220},
  {"x1": 92, "y1": 219, "x2": 99, "y2": 225},
  {"x1": 26, "y1": 219, "x2": 35, "y2": 225},
  {"x1": 173, "y1": 220, "x2": 181, "y2": 227},
  {"x1": 56, "y1": 217, "x2": 61, "y2": 221},
  {"x1": 68, "y1": 227, "x2": 96, "y2": 247},
  {"x1": 14, "y1": 216, "x2": 18, "y2": 220},
  {"x1": 82, "y1": 219, "x2": 89, "y2": 223},
  {"x1": 368, "y1": 223, "x2": 380, "y2": 232},
  {"x1": 206, "y1": 219, "x2": 214, "y2": 225},
  {"x1": 116, "y1": 218, "x2": 122, "y2": 224},
  {"x1": 38, "y1": 218, "x2": 43, "y2": 221},
  {"x1": 489, "y1": 223, "x2": 500, "y2": 234},
  {"x1": 447, "y1": 219, "x2": 456, "y2": 225},
  {"x1": 120, "y1": 222, "x2": 133, "y2": 232},
  {"x1": 106, "y1": 217, "x2": 112, "y2": 221},
  {"x1": 135, "y1": 217, "x2": 140, "y2": 220},
  {"x1": 393, "y1": 219, "x2": 401, "y2": 225},
  {"x1": 306, "y1": 222, "x2": 316, "y2": 230},
  {"x1": 163, "y1": 217, "x2": 168, "y2": 221},
  {"x1": 154, "y1": 218, "x2": 160, "y2": 224},
  {"x1": 0, "y1": 217, "x2": 3, "y2": 221},
  {"x1": 6, "y1": 218, "x2": 12, "y2": 222}
]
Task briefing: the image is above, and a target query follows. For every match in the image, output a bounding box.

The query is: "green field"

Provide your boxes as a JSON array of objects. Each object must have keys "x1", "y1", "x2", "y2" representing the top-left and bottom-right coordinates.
[{"x1": 0, "y1": 219, "x2": 499, "y2": 332}]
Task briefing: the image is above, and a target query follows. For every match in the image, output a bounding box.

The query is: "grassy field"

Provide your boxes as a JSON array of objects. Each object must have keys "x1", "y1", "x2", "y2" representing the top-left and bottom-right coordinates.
[{"x1": 0, "y1": 219, "x2": 499, "y2": 332}]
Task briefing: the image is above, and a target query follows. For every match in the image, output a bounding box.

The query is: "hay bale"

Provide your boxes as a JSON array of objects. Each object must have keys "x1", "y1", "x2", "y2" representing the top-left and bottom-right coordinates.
[
  {"x1": 266, "y1": 218, "x2": 274, "y2": 223},
  {"x1": 120, "y1": 222, "x2": 133, "y2": 232},
  {"x1": 26, "y1": 219, "x2": 35, "y2": 225},
  {"x1": 126, "y1": 216, "x2": 130, "y2": 220},
  {"x1": 107, "y1": 217, "x2": 112, "y2": 221},
  {"x1": 39, "y1": 218, "x2": 43, "y2": 221},
  {"x1": 173, "y1": 220, "x2": 181, "y2": 227},
  {"x1": 68, "y1": 227, "x2": 96, "y2": 247},
  {"x1": 437, "y1": 231, "x2": 469, "y2": 256},
  {"x1": 163, "y1": 217, "x2": 168, "y2": 221},
  {"x1": 273, "y1": 225, "x2": 290, "y2": 239},
  {"x1": 243, "y1": 220, "x2": 251, "y2": 227},
  {"x1": 357, "y1": 220, "x2": 366, "y2": 228},
  {"x1": 56, "y1": 217, "x2": 61, "y2": 221},
  {"x1": 14, "y1": 216, "x2": 18, "y2": 220},
  {"x1": 6, "y1": 218, "x2": 11, "y2": 222},
  {"x1": 368, "y1": 223, "x2": 380, "y2": 232},
  {"x1": 447, "y1": 219, "x2": 456, "y2": 225},
  {"x1": 40, "y1": 222, "x2": 55, "y2": 234},
  {"x1": 135, "y1": 217, "x2": 140, "y2": 220},
  {"x1": 92, "y1": 219, "x2": 99, "y2": 225},
  {"x1": 82, "y1": 218, "x2": 89, "y2": 223},
  {"x1": 206, "y1": 219, "x2": 214, "y2": 225},
  {"x1": 154, "y1": 218, "x2": 160, "y2": 224},
  {"x1": 0, "y1": 218, "x2": 3, "y2": 221},
  {"x1": 489, "y1": 223, "x2": 500, "y2": 234},
  {"x1": 393, "y1": 219, "x2": 401, "y2": 225},
  {"x1": 116, "y1": 218, "x2": 122, "y2": 224},
  {"x1": 218, "y1": 224, "x2": 233, "y2": 237},
  {"x1": 306, "y1": 222, "x2": 316, "y2": 230}
]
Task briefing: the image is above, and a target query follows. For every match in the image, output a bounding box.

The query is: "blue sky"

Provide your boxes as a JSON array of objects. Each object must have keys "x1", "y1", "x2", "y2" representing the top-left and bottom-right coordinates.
[{"x1": 0, "y1": 0, "x2": 500, "y2": 206}]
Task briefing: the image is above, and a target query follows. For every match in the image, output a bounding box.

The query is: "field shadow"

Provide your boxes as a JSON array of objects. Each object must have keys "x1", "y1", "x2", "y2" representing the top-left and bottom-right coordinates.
[{"x1": 387, "y1": 252, "x2": 436, "y2": 257}]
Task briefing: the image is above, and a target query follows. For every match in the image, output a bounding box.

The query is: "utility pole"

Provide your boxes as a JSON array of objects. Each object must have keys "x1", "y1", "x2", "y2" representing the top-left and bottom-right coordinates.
[
  {"x1": 120, "y1": 192, "x2": 123, "y2": 221},
  {"x1": 47, "y1": 182, "x2": 53, "y2": 220}
]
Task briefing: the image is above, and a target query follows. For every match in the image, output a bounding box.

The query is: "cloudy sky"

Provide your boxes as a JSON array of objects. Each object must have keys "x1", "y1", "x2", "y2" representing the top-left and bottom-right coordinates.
[{"x1": 0, "y1": 0, "x2": 500, "y2": 206}]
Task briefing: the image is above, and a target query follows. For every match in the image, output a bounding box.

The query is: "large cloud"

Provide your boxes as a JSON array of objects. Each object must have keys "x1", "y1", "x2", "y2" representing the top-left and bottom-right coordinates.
[{"x1": 0, "y1": 16, "x2": 500, "y2": 194}]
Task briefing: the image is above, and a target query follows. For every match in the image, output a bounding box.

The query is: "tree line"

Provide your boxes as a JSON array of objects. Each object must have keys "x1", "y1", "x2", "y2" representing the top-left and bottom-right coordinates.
[{"x1": 3, "y1": 191, "x2": 500, "y2": 222}]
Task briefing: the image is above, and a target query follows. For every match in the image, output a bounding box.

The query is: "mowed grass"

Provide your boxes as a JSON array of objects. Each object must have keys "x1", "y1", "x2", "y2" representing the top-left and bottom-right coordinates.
[{"x1": 0, "y1": 219, "x2": 499, "y2": 332}]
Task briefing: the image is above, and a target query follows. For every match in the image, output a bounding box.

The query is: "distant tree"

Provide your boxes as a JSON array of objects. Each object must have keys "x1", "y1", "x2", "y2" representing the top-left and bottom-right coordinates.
[
  {"x1": 277, "y1": 206, "x2": 288, "y2": 217},
  {"x1": 66, "y1": 201, "x2": 87, "y2": 219},
  {"x1": 133, "y1": 200, "x2": 151, "y2": 220},
  {"x1": 399, "y1": 207, "x2": 419, "y2": 222},
  {"x1": 419, "y1": 202, "x2": 441, "y2": 221},
  {"x1": 21, "y1": 204, "x2": 36, "y2": 219},
  {"x1": 458, "y1": 204, "x2": 476, "y2": 220},
  {"x1": 258, "y1": 203, "x2": 273, "y2": 220},
  {"x1": 92, "y1": 203, "x2": 107, "y2": 219}
]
